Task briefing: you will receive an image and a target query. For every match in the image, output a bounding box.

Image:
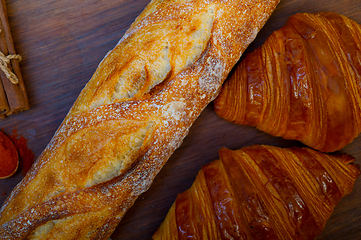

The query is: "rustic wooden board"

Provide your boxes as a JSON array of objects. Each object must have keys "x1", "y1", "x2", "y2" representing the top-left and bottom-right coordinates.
[{"x1": 0, "y1": 0, "x2": 360, "y2": 239}]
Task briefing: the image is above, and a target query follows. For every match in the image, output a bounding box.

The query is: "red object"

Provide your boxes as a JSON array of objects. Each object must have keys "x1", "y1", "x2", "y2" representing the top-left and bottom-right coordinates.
[{"x1": 0, "y1": 130, "x2": 19, "y2": 178}]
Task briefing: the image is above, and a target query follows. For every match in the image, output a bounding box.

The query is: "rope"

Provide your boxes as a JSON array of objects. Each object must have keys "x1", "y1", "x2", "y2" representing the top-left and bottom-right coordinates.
[{"x1": 0, "y1": 51, "x2": 21, "y2": 84}]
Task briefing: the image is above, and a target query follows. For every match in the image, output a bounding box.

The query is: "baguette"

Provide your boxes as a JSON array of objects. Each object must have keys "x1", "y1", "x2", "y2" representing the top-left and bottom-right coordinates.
[{"x1": 0, "y1": 0, "x2": 280, "y2": 239}]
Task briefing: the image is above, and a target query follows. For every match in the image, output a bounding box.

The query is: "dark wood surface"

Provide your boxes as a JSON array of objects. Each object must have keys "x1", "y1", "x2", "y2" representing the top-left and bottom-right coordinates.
[{"x1": 0, "y1": 0, "x2": 360, "y2": 239}]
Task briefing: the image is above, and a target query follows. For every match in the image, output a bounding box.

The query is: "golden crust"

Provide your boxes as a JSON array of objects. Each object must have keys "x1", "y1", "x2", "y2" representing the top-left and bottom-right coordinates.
[{"x1": 0, "y1": 0, "x2": 280, "y2": 239}]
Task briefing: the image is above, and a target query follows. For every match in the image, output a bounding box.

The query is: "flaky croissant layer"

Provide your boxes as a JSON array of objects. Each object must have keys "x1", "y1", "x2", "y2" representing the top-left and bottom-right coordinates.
[
  {"x1": 153, "y1": 145, "x2": 360, "y2": 240},
  {"x1": 214, "y1": 12, "x2": 361, "y2": 153}
]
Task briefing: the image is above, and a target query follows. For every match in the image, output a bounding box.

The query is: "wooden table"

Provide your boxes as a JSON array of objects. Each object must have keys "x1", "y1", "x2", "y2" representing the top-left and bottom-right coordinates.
[{"x1": 0, "y1": 0, "x2": 360, "y2": 239}]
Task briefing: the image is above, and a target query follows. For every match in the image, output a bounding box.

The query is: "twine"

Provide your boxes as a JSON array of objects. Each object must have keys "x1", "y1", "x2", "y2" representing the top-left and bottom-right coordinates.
[{"x1": 0, "y1": 51, "x2": 21, "y2": 84}]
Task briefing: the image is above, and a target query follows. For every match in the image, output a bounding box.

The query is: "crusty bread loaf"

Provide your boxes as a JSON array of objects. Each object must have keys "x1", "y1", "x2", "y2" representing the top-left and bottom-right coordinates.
[{"x1": 0, "y1": 0, "x2": 280, "y2": 239}]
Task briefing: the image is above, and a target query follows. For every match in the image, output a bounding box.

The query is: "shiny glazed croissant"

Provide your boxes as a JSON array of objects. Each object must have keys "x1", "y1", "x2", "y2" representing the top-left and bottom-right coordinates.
[
  {"x1": 153, "y1": 145, "x2": 360, "y2": 240},
  {"x1": 214, "y1": 12, "x2": 361, "y2": 153}
]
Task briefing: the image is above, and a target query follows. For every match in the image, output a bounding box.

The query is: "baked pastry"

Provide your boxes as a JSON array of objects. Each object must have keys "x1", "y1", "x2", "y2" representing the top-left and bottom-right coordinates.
[
  {"x1": 214, "y1": 12, "x2": 361, "y2": 153},
  {"x1": 0, "y1": 0, "x2": 280, "y2": 239},
  {"x1": 153, "y1": 145, "x2": 360, "y2": 239}
]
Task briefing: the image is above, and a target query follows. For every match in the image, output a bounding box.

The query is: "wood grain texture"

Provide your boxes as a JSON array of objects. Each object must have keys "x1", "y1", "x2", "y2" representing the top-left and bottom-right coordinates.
[{"x1": 0, "y1": 0, "x2": 360, "y2": 239}]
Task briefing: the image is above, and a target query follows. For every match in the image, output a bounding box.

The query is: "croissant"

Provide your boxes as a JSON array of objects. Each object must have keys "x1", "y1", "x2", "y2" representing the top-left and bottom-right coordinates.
[
  {"x1": 214, "y1": 12, "x2": 361, "y2": 153},
  {"x1": 153, "y1": 145, "x2": 360, "y2": 240}
]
